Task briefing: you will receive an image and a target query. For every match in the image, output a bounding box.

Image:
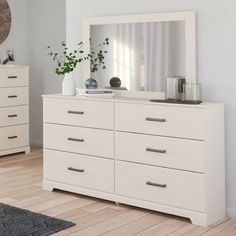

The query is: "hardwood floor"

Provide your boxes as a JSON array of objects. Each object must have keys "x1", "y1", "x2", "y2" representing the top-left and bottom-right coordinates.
[{"x1": 0, "y1": 148, "x2": 233, "y2": 236}]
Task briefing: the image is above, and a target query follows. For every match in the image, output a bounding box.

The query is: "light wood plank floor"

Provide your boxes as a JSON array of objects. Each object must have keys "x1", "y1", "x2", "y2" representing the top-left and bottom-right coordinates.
[{"x1": 0, "y1": 148, "x2": 234, "y2": 236}]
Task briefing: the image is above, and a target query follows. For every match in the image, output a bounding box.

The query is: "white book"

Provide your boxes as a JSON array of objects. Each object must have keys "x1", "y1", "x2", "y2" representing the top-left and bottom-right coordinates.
[
  {"x1": 76, "y1": 93, "x2": 114, "y2": 98},
  {"x1": 76, "y1": 88, "x2": 113, "y2": 94}
]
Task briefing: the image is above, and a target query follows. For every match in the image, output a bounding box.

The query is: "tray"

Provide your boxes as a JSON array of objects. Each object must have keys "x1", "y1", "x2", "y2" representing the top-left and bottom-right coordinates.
[{"x1": 150, "y1": 99, "x2": 203, "y2": 105}]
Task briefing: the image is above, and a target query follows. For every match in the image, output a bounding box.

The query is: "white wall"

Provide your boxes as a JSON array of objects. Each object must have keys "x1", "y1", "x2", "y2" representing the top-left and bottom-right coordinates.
[
  {"x1": 0, "y1": 0, "x2": 29, "y2": 64},
  {"x1": 66, "y1": 0, "x2": 236, "y2": 216},
  {"x1": 28, "y1": 0, "x2": 66, "y2": 145},
  {"x1": 0, "y1": 0, "x2": 66, "y2": 145}
]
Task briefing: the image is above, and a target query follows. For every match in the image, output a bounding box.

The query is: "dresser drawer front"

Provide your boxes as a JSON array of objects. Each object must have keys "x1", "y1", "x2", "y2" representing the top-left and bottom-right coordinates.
[
  {"x1": 116, "y1": 161, "x2": 206, "y2": 212},
  {"x1": 116, "y1": 132, "x2": 205, "y2": 173},
  {"x1": 44, "y1": 149, "x2": 114, "y2": 193},
  {"x1": 115, "y1": 103, "x2": 205, "y2": 140},
  {"x1": 0, "y1": 87, "x2": 28, "y2": 107},
  {"x1": 44, "y1": 98, "x2": 114, "y2": 130},
  {"x1": 44, "y1": 124, "x2": 114, "y2": 158},
  {"x1": 0, "y1": 125, "x2": 29, "y2": 151},
  {"x1": 0, "y1": 106, "x2": 29, "y2": 127},
  {"x1": 0, "y1": 68, "x2": 29, "y2": 88}
]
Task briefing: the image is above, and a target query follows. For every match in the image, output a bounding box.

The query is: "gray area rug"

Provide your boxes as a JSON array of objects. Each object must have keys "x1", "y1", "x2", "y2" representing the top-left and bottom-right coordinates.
[{"x1": 0, "y1": 203, "x2": 76, "y2": 236}]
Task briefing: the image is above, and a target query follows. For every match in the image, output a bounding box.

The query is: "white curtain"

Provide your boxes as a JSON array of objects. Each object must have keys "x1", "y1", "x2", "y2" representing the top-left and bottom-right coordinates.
[
  {"x1": 114, "y1": 23, "x2": 142, "y2": 90},
  {"x1": 114, "y1": 22, "x2": 185, "y2": 91},
  {"x1": 143, "y1": 22, "x2": 169, "y2": 91}
]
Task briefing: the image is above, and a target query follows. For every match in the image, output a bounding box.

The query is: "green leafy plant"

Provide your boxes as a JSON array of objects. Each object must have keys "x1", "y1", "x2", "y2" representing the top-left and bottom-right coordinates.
[
  {"x1": 46, "y1": 41, "x2": 89, "y2": 75},
  {"x1": 90, "y1": 38, "x2": 109, "y2": 73}
]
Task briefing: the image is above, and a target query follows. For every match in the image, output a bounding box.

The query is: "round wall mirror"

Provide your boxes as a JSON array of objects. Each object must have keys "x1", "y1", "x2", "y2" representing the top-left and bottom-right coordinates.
[{"x1": 0, "y1": 0, "x2": 12, "y2": 44}]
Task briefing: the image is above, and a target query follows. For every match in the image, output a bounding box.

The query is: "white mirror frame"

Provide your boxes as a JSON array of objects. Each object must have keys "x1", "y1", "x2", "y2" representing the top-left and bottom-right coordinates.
[{"x1": 83, "y1": 11, "x2": 196, "y2": 98}]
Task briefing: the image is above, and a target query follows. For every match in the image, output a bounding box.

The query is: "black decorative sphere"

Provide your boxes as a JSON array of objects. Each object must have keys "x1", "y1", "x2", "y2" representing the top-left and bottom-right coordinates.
[
  {"x1": 110, "y1": 77, "x2": 121, "y2": 88},
  {"x1": 85, "y1": 78, "x2": 98, "y2": 89}
]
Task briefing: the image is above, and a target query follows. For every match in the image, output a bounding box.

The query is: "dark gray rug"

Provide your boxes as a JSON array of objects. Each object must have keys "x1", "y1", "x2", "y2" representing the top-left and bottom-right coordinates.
[{"x1": 0, "y1": 203, "x2": 76, "y2": 236}]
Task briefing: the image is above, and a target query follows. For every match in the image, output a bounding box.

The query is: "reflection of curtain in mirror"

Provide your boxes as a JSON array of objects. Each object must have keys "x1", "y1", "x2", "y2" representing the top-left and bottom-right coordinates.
[
  {"x1": 114, "y1": 23, "x2": 142, "y2": 90},
  {"x1": 143, "y1": 22, "x2": 169, "y2": 91}
]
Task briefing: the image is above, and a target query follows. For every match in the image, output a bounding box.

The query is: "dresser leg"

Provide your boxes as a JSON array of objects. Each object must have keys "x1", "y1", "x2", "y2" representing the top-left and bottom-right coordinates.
[
  {"x1": 43, "y1": 181, "x2": 54, "y2": 192},
  {"x1": 190, "y1": 215, "x2": 207, "y2": 226},
  {"x1": 24, "y1": 146, "x2": 31, "y2": 154}
]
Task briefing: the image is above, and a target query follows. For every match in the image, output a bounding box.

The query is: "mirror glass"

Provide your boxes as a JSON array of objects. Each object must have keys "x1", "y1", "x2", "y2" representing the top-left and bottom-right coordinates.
[{"x1": 90, "y1": 21, "x2": 186, "y2": 92}]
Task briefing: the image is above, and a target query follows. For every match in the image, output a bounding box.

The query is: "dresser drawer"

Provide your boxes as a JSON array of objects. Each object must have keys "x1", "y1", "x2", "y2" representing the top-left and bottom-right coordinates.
[
  {"x1": 0, "y1": 68, "x2": 29, "y2": 88},
  {"x1": 0, "y1": 125, "x2": 29, "y2": 151},
  {"x1": 44, "y1": 98, "x2": 113, "y2": 130},
  {"x1": 116, "y1": 132, "x2": 205, "y2": 173},
  {"x1": 0, "y1": 87, "x2": 28, "y2": 107},
  {"x1": 0, "y1": 106, "x2": 29, "y2": 127},
  {"x1": 44, "y1": 149, "x2": 114, "y2": 193},
  {"x1": 44, "y1": 124, "x2": 114, "y2": 158},
  {"x1": 116, "y1": 161, "x2": 205, "y2": 212},
  {"x1": 115, "y1": 103, "x2": 205, "y2": 140}
]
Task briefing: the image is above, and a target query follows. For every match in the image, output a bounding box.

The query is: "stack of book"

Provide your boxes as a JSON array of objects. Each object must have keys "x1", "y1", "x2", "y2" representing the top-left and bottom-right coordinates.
[{"x1": 76, "y1": 88, "x2": 114, "y2": 98}]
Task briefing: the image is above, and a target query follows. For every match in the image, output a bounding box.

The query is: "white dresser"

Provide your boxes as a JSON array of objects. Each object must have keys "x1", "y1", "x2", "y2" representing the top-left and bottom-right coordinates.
[
  {"x1": 43, "y1": 94, "x2": 225, "y2": 226},
  {"x1": 0, "y1": 66, "x2": 30, "y2": 156}
]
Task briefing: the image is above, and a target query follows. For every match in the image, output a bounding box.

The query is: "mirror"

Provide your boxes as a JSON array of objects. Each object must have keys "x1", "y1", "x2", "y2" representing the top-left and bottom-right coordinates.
[
  {"x1": 90, "y1": 21, "x2": 185, "y2": 92},
  {"x1": 84, "y1": 12, "x2": 196, "y2": 96}
]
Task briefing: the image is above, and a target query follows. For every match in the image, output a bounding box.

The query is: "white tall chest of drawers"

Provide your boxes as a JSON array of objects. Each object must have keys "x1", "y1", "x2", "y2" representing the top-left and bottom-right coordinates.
[
  {"x1": 43, "y1": 94, "x2": 225, "y2": 226},
  {"x1": 0, "y1": 66, "x2": 30, "y2": 156}
]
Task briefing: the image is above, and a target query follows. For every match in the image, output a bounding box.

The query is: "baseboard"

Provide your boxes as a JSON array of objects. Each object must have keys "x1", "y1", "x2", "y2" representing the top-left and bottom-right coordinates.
[
  {"x1": 227, "y1": 207, "x2": 236, "y2": 218},
  {"x1": 30, "y1": 140, "x2": 43, "y2": 148}
]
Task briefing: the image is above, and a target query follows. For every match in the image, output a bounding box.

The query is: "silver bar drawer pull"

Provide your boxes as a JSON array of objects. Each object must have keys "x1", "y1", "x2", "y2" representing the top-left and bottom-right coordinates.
[
  {"x1": 146, "y1": 148, "x2": 166, "y2": 154},
  {"x1": 146, "y1": 181, "x2": 167, "y2": 188},
  {"x1": 68, "y1": 137, "x2": 84, "y2": 142},
  {"x1": 8, "y1": 136, "x2": 18, "y2": 140},
  {"x1": 146, "y1": 117, "x2": 166, "y2": 122},
  {"x1": 8, "y1": 114, "x2": 18, "y2": 118},
  {"x1": 68, "y1": 110, "x2": 84, "y2": 115},
  {"x1": 8, "y1": 76, "x2": 18, "y2": 79},
  {"x1": 68, "y1": 167, "x2": 85, "y2": 173},
  {"x1": 8, "y1": 95, "x2": 18, "y2": 98}
]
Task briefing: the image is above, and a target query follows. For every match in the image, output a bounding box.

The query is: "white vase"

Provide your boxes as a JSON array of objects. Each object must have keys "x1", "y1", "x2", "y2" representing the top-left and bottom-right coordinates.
[{"x1": 62, "y1": 73, "x2": 76, "y2": 96}]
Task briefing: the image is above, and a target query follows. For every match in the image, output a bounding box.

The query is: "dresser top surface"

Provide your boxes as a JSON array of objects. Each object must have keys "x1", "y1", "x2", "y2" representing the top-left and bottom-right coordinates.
[{"x1": 42, "y1": 94, "x2": 224, "y2": 108}]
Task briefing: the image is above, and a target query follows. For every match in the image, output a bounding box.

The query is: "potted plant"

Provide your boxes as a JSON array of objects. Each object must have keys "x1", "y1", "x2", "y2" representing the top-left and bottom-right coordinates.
[
  {"x1": 47, "y1": 41, "x2": 89, "y2": 96},
  {"x1": 85, "y1": 38, "x2": 109, "y2": 89}
]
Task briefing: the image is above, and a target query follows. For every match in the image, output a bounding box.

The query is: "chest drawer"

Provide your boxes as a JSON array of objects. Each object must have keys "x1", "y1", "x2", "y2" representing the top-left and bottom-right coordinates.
[
  {"x1": 44, "y1": 149, "x2": 114, "y2": 193},
  {"x1": 44, "y1": 98, "x2": 114, "y2": 130},
  {"x1": 116, "y1": 161, "x2": 206, "y2": 212},
  {"x1": 115, "y1": 103, "x2": 205, "y2": 140},
  {"x1": 44, "y1": 124, "x2": 114, "y2": 158},
  {"x1": 0, "y1": 68, "x2": 29, "y2": 88},
  {"x1": 116, "y1": 132, "x2": 205, "y2": 173},
  {"x1": 0, "y1": 87, "x2": 29, "y2": 107},
  {"x1": 0, "y1": 125, "x2": 29, "y2": 151},
  {"x1": 0, "y1": 106, "x2": 29, "y2": 127}
]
